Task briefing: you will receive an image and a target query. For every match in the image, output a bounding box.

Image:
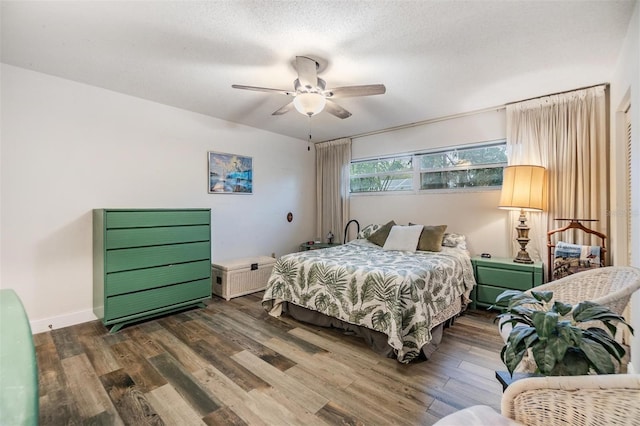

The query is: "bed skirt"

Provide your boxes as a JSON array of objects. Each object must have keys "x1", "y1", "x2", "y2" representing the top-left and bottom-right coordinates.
[{"x1": 279, "y1": 296, "x2": 463, "y2": 360}]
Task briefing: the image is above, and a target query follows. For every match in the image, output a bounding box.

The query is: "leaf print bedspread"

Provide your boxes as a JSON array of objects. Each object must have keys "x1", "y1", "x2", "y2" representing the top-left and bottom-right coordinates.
[{"x1": 262, "y1": 239, "x2": 476, "y2": 363}]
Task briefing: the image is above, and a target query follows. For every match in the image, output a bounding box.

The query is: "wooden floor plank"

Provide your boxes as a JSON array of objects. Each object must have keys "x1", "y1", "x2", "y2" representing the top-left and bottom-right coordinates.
[
  {"x1": 193, "y1": 365, "x2": 269, "y2": 426},
  {"x1": 189, "y1": 338, "x2": 271, "y2": 392},
  {"x1": 36, "y1": 291, "x2": 506, "y2": 425},
  {"x1": 202, "y1": 406, "x2": 248, "y2": 426},
  {"x1": 145, "y1": 384, "x2": 206, "y2": 425},
  {"x1": 192, "y1": 309, "x2": 298, "y2": 372},
  {"x1": 99, "y1": 369, "x2": 164, "y2": 426},
  {"x1": 316, "y1": 401, "x2": 366, "y2": 426},
  {"x1": 232, "y1": 350, "x2": 329, "y2": 413},
  {"x1": 148, "y1": 352, "x2": 221, "y2": 417},
  {"x1": 61, "y1": 354, "x2": 122, "y2": 423},
  {"x1": 109, "y1": 340, "x2": 167, "y2": 393},
  {"x1": 50, "y1": 326, "x2": 84, "y2": 360},
  {"x1": 148, "y1": 328, "x2": 211, "y2": 372}
]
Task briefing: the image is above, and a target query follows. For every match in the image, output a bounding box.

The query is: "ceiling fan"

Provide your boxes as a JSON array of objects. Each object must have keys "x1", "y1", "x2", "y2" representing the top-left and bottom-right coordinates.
[{"x1": 232, "y1": 56, "x2": 386, "y2": 119}]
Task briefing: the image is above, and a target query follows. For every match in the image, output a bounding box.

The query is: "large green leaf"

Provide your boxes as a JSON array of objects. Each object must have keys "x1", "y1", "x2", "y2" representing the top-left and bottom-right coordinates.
[
  {"x1": 507, "y1": 326, "x2": 536, "y2": 350},
  {"x1": 401, "y1": 305, "x2": 417, "y2": 328},
  {"x1": 573, "y1": 302, "x2": 625, "y2": 324},
  {"x1": 583, "y1": 328, "x2": 626, "y2": 360},
  {"x1": 349, "y1": 305, "x2": 377, "y2": 323},
  {"x1": 361, "y1": 277, "x2": 376, "y2": 304},
  {"x1": 314, "y1": 293, "x2": 330, "y2": 312},
  {"x1": 372, "y1": 310, "x2": 391, "y2": 332},
  {"x1": 529, "y1": 290, "x2": 554, "y2": 303},
  {"x1": 551, "y1": 301, "x2": 573, "y2": 316},
  {"x1": 531, "y1": 311, "x2": 558, "y2": 340},
  {"x1": 347, "y1": 277, "x2": 359, "y2": 306},
  {"x1": 501, "y1": 344, "x2": 527, "y2": 375},
  {"x1": 549, "y1": 349, "x2": 590, "y2": 376},
  {"x1": 546, "y1": 334, "x2": 570, "y2": 363},
  {"x1": 579, "y1": 339, "x2": 616, "y2": 374},
  {"x1": 531, "y1": 342, "x2": 556, "y2": 374}
]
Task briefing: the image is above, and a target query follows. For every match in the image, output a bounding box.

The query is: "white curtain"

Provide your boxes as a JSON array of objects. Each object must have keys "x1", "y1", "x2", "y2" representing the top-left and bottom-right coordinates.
[
  {"x1": 506, "y1": 86, "x2": 608, "y2": 267},
  {"x1": 316, "y1": 138, "x2": 351, "y2": 244}
]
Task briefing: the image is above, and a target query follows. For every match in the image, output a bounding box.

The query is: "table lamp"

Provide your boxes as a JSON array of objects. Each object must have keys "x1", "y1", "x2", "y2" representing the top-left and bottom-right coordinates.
[{"x1": 499, "y1": 165, "x2": 546, "y2": 264}]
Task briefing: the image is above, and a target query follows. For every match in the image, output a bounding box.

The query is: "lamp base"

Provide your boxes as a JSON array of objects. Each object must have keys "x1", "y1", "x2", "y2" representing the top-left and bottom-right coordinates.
[
  {"x1": 513, "y1": 209, "x2": 534, "y2": 264},
  {"x1": 513, "y1": 250, "x2": 534, "y2": 264}
]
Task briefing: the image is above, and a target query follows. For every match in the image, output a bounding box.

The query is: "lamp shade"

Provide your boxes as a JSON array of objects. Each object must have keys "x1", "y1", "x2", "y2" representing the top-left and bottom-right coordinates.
[
  {"x1": 293, "y1": 93, "x2": 326, "y2": 116},
  {"x1": 499, "y1": 165, "x2": 546, "y2": 211}
]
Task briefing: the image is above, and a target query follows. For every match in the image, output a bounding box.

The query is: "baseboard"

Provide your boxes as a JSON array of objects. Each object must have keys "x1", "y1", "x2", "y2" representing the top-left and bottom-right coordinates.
[
  {"x1": 628, "y1": 362, "x2": 635, "y2": 374},
  {"x1": 30, "y1": 309, "x2": 98, "y2": 334}
]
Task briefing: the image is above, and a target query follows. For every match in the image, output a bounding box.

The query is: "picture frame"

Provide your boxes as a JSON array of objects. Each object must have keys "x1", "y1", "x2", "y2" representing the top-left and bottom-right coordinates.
[{"x1": 208, "y1": 151, "x2": 253, "y2": 194}]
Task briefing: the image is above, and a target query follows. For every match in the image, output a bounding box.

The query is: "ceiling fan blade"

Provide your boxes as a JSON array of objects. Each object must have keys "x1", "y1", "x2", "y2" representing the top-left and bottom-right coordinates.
[
  {"x1": 232, "y1": 84, "x2": 294, "y2": 96},
  {"x1": 324, "y1": 100, "x2": 352, "y2": 119},
  {"x1": 324, "y1": 84, "x2": 386, "y2": 98},
  {"x1": 272, "y1": 102, "x2": 295, "y2": 116},
  {"x1": 296, "y1": 56, "x2": 318, "y2": 90}
]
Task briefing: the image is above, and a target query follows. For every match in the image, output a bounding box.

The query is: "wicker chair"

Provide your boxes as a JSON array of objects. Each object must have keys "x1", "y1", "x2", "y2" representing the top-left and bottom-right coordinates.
[
  {"x1": 435, "y1": 374, "x2": 640, "y2": 426},
  {"x1": 502, "y1": 374, "x2": 640, "y2": 425},
  {"x1": 499, "y1": 266, "x2": 640, "y2": 342}
]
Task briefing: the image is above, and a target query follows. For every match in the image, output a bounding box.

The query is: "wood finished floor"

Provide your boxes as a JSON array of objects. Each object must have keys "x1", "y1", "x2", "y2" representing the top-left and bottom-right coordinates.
[{"x1": 35, "y1": 293, "x2": 506, "y2": 425}]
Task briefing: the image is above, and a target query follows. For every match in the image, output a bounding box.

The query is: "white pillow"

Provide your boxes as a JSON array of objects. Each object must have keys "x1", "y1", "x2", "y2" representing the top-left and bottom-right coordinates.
[{"x1": 383, "y1": 225, "x2": 424, "y2": 252}]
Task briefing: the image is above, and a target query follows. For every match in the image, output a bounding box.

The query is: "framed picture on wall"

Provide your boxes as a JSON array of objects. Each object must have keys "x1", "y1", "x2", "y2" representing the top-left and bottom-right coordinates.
[{"x1": 208, "y1": 151, "x2": 253, "y2": 194}]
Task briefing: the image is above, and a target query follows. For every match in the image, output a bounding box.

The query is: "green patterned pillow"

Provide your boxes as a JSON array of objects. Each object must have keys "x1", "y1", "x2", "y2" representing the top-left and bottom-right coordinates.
[
  {"x1": 442, "y1": 233, "x2": 467, "y2": 250},
  {"x1": 367, "y1": 220, "x2": 396, "y2": 246},
  {"x1": 357, "y1": 223, "x2": 381, "y2": 239}
]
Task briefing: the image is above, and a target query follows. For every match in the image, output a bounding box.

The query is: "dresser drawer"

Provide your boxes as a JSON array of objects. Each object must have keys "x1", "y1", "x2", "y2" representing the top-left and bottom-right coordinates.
[
  {"x1": 104, "y1": 278, "x2": 211, "y2": 322},
  {"x1": 105, "y1": 260, "x2": 211, "y2": 296},
  {"x1": 106, "y1": 241, "x2": 210, "y2": 273},
  {"x1": 106, "y1": 210, "x2": 210, "y2": 229},
  {"x1": 476, "y1": 266, "x2": 534, "y2": 290},
  {"x1": 105, "y1": 225, "x2": 210, "y2": 249}
]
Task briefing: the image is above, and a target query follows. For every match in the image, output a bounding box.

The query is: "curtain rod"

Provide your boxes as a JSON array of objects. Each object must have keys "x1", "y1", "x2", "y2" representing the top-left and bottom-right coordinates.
[
  {"x1": 504, "y1": 82, "x2": 609, "y2": 106},
  {"x1": 317, "y1": 82, "x2": 608, "y2": 144}
]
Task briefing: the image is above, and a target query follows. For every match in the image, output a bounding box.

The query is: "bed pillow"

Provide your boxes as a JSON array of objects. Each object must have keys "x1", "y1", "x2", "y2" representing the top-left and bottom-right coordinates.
[
  {"x1": 442, "y1": 233, "x2": 467, "y2": 250},
  {"x1": 383, "y1": 225, "x2": 424, "y2": 252},
  {"x1": 367, "y1": 220, "x2": 396, "y2": 246},
  {"x1": 357, "y1": 223, "x2": 382, "y2": 239},
  {"x1": 416, "y1": 225, "x2": 448, "y2": 252}
]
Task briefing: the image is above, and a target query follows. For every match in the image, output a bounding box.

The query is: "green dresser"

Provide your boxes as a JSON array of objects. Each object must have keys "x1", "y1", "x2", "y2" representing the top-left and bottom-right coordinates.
[
  {"x1": 471, "y1": 257, "x2": 543, "y2": 309},
  {"x1": 93, "y1": 209, "x2": 212, "y2": 332}
]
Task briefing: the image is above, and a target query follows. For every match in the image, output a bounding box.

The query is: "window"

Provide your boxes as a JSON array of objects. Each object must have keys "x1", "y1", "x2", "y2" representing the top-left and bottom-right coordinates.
[
  {"x1": 350, "y1": 156, "x2": 413, "y2": 193},
  {"x1": 418, "y1": 143, "x2": 507, "y2": 190},
  {"x1": 350, "y1": 141, "x2": 507, "y2": 193}
]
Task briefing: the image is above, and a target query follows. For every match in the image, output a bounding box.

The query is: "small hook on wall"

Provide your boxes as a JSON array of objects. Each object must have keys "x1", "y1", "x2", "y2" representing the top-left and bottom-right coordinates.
[{"x1": 286, "y1": 212, "x2": 293, "y2": 222}]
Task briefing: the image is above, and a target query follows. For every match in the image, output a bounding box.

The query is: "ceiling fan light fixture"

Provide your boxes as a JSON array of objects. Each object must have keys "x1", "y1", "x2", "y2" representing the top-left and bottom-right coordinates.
[{"x1": 293, "y1": 92, "x2": 326, "y2": 117}]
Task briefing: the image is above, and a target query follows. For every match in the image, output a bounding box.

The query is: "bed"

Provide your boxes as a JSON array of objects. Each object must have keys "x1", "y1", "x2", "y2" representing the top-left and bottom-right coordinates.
[{"x1": 262, "y1": 226, "x2": 476, "y2": 363}]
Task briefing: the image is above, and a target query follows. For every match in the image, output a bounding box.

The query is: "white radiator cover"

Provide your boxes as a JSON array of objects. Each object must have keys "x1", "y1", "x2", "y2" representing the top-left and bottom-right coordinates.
[{"x1": 211, "y1": 256, "x2": 277, "y2": 300}]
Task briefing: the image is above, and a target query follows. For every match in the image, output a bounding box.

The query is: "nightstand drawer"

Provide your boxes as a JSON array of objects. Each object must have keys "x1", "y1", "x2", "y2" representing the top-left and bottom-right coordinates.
[
  {"x1": 471, "y1": 257, "x2": 543, "y2": 309},
  {"x1": 476, "y1": 266, "x2": 535, "y2": 291},
  {"x1": 476, "y1": 285, "x2": 511, "y2": 306}
]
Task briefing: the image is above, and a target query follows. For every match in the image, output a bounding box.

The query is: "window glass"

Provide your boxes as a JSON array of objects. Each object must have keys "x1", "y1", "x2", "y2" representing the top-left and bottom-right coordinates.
[
  {"x1": 349, "y1": 141, "x2": 506, "y2": 193},
  {"x1": 349, "y1": 156, "x2": 413, "y2": 192}
]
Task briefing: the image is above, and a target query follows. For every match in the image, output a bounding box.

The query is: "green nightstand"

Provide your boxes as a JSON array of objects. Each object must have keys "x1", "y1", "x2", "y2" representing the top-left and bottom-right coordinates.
[
  {"x1": 471, "y1": 257, "x2": 543, "y2": 309},
  {"x1": 299, "y1": 242, "x2": 341, "y2": 251}
]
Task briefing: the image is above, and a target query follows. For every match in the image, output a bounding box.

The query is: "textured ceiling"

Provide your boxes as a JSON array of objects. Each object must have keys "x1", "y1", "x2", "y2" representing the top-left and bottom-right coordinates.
[{"x1": 1, "y1": 1, "x2": 635, "y2": 142}]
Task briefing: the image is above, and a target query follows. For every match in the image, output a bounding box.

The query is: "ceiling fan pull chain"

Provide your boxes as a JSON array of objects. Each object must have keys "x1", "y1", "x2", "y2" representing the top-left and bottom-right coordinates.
[{"x1": 307, "y1": 116, "x2": 312, "y2": 151}]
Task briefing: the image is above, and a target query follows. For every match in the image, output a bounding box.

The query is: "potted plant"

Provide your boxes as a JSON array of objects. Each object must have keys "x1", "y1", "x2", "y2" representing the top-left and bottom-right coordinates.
[{"x1": 495, "y1": 289, "x2": 634, "y2": 376}]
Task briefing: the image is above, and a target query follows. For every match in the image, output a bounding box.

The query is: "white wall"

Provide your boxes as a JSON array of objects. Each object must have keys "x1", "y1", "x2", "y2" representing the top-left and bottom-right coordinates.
[
  {"x1": 0, "y1": 64, "x2": 316, "y2": 333},
  {"x1": 609, "y1": 1, "x2": 640, "y2": 373},
  {"x1": 350, "y1": 109, "x2": 510, "y2": 258}
]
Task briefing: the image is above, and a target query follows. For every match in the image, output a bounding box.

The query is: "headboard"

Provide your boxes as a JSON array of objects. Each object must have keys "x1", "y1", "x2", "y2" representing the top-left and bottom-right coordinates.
[{"x1": 547, "y1": 219, "x2": 607, "y2": 282}]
